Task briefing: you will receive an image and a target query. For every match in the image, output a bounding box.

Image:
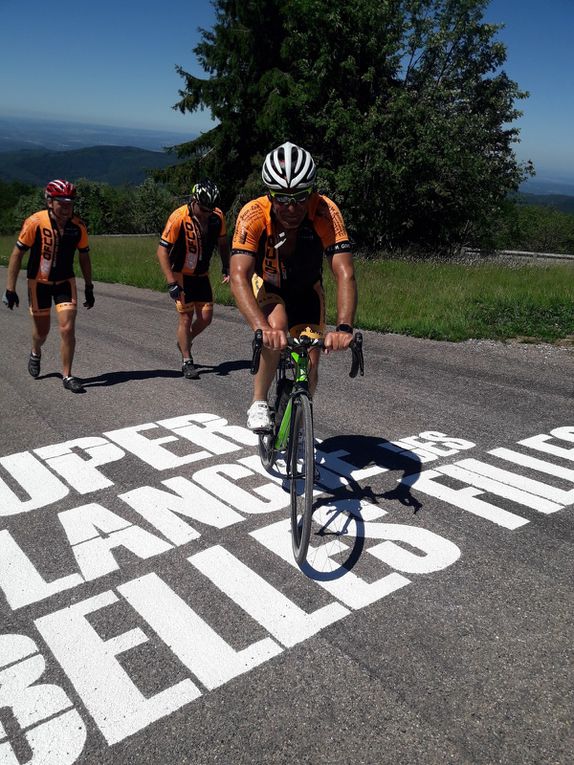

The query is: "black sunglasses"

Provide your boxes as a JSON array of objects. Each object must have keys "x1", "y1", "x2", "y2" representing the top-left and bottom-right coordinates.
[{"x1": 269, "y1": 189, "x2": 311, "y2": 205}]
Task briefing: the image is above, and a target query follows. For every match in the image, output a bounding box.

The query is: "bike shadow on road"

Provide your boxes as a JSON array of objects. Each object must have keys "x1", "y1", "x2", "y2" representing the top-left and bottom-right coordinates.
[
  {"x1": 298, "y1": 435, "x2": 424, "y2": 580},
  {"x1": 317, "y1": 434, "x2": 424, "y2": 513}
]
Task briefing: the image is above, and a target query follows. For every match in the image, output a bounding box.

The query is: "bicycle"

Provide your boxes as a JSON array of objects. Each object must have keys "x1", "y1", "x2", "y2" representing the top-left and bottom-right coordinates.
[{"x1": 250, "y1": 329, "x2": 364, "y2": 566}]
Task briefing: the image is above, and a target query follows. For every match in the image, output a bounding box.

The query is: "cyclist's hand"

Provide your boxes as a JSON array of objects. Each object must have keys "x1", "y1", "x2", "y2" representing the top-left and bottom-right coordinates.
[
  {"x1": 324, "y1": 330, "x2": 354, "y2": 352},
  {"x1": 261, "y1": 328, "x2": 287, "y2": 351},
  {"x1": 83, "y1": 284, "x2": 95, "y2": 309},
  {"x1": 2, "y1": 290, "x2": 19, "y2": 310},
  {"x1": 167, "y1": 282, "x2": 181, "y2": 301}
]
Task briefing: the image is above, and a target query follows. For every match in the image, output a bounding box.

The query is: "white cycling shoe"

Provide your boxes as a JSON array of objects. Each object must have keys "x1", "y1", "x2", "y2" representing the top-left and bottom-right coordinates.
[{"x1": 247, "y1": 400, "x2": 272, "y2": 432}]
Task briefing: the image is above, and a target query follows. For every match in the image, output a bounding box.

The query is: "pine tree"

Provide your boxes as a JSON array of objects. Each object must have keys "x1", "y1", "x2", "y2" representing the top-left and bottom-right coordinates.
[{"x1": 165, "y1": 0, "x2": 532, "y2": 253}]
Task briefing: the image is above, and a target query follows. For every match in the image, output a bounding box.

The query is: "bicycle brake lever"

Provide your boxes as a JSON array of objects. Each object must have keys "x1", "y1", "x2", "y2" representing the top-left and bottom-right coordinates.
[
  {"x1": 251, "y1": 329, "x2": 263, "y2": 375},
  {"x1": 349, "y1": 332, "x2": 364, "y2": 378}
]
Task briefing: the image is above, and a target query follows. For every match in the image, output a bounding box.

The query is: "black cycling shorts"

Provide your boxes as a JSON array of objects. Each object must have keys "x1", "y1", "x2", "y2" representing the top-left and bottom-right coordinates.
[
  {"x1": 28, "y1": 278, "x2": 77, "y2": 317},
  {"x1": 252, "y1": 275, "x2": 325, "y2": 337},
  {"x1": 174, "y1": 274, "x2": 214, "y2": 314}
]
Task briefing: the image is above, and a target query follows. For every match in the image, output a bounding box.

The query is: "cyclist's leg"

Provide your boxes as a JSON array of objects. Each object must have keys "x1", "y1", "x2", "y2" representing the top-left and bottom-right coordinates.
[
  {"x1": 177, "y1": 312, "x2": 194, "y2": 358},
  {"x1": 176, "y1": 276, "x2": 195, "y2": 360},
  {"x1": 247, "y1": 282, "x2": 286, "y2": 431},
  {"x1": 251, "y1": 277, "x2": 287, "y2": 402},
  {"x1": 255, "y1": 301, "x2": 287, "y2": 399},
  {"x1": 28, "y1": 279, "x2": 51, "y2": 356},
  {"x1": 190, "y1": 277, "x2": 214, "y2": 341},
  {"x1": 54, "y1": 279, "x2": 78, "y2": 378}
]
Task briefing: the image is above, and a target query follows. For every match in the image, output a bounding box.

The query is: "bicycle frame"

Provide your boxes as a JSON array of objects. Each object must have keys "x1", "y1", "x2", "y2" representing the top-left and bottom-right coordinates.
[{"x1": 274, "y1": 347, "x2": 312, "y2": 453}]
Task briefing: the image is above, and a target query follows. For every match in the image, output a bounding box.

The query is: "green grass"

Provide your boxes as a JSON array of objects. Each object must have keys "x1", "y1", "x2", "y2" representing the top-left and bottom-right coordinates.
[
  {"x1": 345, "y1": 258, "x2": 574, "y2": 343},
  {"x1": 2, "y1": 234, "x2": 573, "y2": 343}
]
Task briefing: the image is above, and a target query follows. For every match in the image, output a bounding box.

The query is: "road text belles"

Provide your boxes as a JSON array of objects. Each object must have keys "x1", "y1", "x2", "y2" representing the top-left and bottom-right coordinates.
[{"x1": 0, "y1": 414, "x2": 573, "y2": 762}]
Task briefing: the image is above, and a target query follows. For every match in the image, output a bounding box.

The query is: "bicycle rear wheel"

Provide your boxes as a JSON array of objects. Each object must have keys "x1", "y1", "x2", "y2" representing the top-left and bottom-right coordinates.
[{"x1": 289, "y1": 394, "x2": 315, "y2": 565}]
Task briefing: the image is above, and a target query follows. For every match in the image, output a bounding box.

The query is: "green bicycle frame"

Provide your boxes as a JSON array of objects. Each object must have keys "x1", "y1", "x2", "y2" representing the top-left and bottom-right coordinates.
[{"x1": 274, "y1": 349, "x2": 310, "y2": 451}]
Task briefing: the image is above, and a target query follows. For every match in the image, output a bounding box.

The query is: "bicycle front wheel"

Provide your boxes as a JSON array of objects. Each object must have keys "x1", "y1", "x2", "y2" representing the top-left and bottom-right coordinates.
[{"x1": 289, "y1": 394, "x2": 315, "y2": 565}]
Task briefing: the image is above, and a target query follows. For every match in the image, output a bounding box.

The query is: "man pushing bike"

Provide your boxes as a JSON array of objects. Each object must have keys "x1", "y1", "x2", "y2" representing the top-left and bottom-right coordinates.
[{"x1": 230, "y1": 141, "x2": 357, "y2": 431}]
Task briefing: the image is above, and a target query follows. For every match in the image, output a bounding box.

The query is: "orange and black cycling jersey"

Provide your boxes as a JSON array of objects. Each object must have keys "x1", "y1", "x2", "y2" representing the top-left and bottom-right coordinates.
[
  {"x1": 231, "y1": 194, "x2": 352, "y2": 289},
  {"x1": 17, "y1": 210, "x2": 89, "y2": 282},
  {"x1": 159, "y1": 204, "x2": 227, "y2": 276}
]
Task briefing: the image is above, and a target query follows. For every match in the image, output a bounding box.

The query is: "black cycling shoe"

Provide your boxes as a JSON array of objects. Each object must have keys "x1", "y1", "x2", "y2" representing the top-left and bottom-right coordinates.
[
  {"x1": 62, "y1": 376, "x2": 84, "y2": 393},
  {"x1": 182, "y1": 358, "x2": 200, "y2": 380},
  {"x1": 28, "y1": 353, "x2": 41, "y2": 378}
]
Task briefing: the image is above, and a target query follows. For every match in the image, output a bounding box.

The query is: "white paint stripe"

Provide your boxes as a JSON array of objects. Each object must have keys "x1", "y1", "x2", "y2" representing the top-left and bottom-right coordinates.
[
  {"x1": 0, "y1": 452, "x2": 69, "y2": 516},
  {"x1": 119, "y1": 573, "x2": 282, "y2": 690},
  {"x1": 435, "y1": 464, "x2": 563, "y2": 514},
  {"x1": 35, "y1": 590, "x2": 200, "y2": 746},
  {"x1": 454, "y1": 458, "x2": 574, "y2": 506},
  {"x1": 0, "y1": 530, "x2": 84, "y2": 610},
  {"x1": 519, "y1": 434, "x2": 574, "y2": 461},
  {"x1": 490, "y1": 447, "x2": 574, "y2": 483},
  {"x1": 189, "y1": 545, "x2": 349, "y2": 647},
  {"x1": 251, "y1": 515, "x2": 410, "y2": 609},
  {"x1": 402, "y1": 471, "x2": 529, "y2": 529}
]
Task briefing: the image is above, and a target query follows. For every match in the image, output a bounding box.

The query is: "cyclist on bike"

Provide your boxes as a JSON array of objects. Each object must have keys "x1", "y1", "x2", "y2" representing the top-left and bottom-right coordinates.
[
  {"x1": 2, "y1": 179, "x2": 94, "y2": 393},
  {"x1": 157, "y1": 179, "x2": 230, "y2": 379},
  {"x1": 230, "y1": 141, "x2": 357, "y2": 431}
]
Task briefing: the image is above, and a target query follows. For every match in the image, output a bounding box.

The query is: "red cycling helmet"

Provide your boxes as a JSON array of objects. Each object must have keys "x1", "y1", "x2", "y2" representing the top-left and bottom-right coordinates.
[{"x1": 45, "y1": 179, "x2": 77, "y2": 202}]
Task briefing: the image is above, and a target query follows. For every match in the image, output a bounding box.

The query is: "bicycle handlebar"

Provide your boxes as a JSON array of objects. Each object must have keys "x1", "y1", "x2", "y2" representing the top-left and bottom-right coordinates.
[{"x1": 250, "y1": 329, "x2": 364, "y2": 377}]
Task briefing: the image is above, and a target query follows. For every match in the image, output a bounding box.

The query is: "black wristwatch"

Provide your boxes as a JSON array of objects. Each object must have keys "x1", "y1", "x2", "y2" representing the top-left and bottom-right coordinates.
[{"x1": 336, "y1": 323, "x2": 353, "y2": 334}]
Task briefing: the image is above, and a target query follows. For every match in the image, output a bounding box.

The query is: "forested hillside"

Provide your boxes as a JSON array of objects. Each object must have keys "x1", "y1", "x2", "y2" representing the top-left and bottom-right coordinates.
[
  {"x1": 0, "y1": 146, "x2": 182, "y2": 186},
  {"x1": 516, "y1": 193, "x2": 574, "y2": 216}
]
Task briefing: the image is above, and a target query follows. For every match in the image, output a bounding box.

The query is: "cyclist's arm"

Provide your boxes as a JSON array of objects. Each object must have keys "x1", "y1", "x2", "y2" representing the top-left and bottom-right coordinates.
[
  {"x1": 325, "y1": 250, "x2": 357, "y2": 351},
  {"x1": 156, "y1": 242, "x2": 177, "y2": 285},
  {"x1": 218, "y1": 234, "x2": 230, "y2": 283},
  {"x1": 230, "y1": 252, "x2": 286, "y2": 349},
  {"x1": 5, "y1": 244, "x2": 25, "y2": 292},
  {"x1": 78, "y1": 250, "x2": 92, "y2": 285}
]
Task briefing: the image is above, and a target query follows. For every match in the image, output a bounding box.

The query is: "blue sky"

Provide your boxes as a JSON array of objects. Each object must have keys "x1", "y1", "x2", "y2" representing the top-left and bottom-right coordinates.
[{"x1": 1, "y1": 0, "x2": 573, "y2": 181}]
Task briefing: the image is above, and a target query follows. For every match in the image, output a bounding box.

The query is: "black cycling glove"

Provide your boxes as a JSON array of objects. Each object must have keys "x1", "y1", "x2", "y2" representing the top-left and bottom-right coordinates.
[
  {"x1": 167, "y1": 282, "x2": 181, "y2": 301},
  {"x1": 83, "y1": 284, "x2": 95, "y2": 309},
  {"x1": 2, "y1": 290, "x2": 19, "y2": 310}
]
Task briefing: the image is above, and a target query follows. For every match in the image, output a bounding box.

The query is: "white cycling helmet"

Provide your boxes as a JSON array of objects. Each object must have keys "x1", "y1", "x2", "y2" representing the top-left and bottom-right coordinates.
[{"x1": 262, "y1": 142, "x2": 317, "y2": 191}]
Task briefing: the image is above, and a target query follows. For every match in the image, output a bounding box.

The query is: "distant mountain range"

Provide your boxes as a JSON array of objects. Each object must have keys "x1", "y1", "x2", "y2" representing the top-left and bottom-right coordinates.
[
  {"x1": 517, "y1": 192, "x2": 574, "y2": 215},
  {"x1": 0, "y1": 146, "x2": 185, "y2": 186},
  {"x1": 0, "y1": 115, "x2": 194, "y2": 153},
  {"x1": 0, "y1": 116, "x2": 194, "y2": 186},
  {"x1": 519, "y1": 175, "x2": 574, "y2": 198}
]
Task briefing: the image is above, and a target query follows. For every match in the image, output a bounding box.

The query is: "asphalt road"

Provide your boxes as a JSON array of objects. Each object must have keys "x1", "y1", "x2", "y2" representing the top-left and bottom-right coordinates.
[{"x1": 0, "y1": 271, "x2": 572, "y2": 765}]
